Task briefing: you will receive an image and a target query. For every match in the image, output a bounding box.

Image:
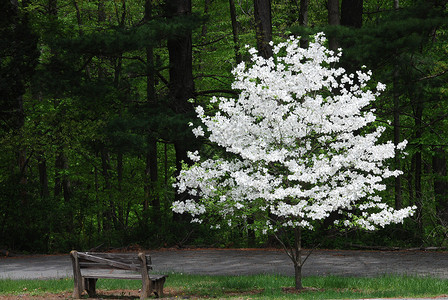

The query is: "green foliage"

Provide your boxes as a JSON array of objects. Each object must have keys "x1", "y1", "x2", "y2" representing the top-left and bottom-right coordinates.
[{"x1": 0, "y1": 0, "x2": 448, "y2": 253}]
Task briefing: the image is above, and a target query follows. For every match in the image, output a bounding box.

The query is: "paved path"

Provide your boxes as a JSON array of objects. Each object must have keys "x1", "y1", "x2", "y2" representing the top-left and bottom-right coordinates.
[{"x1": 2, "y1": 249, "x2": 448, "y2": 280}]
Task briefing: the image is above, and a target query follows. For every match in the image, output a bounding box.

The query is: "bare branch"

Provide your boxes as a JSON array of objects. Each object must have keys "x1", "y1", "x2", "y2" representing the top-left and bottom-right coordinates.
[{"x1": 196, "y1": 89, "x2": 239, "y2": 96}]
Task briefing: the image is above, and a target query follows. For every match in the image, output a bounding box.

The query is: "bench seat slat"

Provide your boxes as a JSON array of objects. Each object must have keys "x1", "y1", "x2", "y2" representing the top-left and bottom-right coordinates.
[
  {"x1": 77, "y1": 252, "x2": 141, "y2": 271},
  {"x1": 84, "y1": 273, "x2": 141, "y2": 280},
  {"x1": 84, "y1": 253, "x2": 152, "y2": 264},
  {"x1": 79, "y1": 262, "x2": 149, "y2": 270},
  {"x1": 83, "y1": 274, "x2": 168, "y2": 280}
]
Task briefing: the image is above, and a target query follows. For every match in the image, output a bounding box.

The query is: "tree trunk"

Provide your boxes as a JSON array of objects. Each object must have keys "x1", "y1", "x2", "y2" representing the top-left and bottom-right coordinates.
[
  {"x1": 294, "y1": 263, "x2": 303, "y2": 290},
  {"x1": 100, "y1": 145, "x2": 117, "y2": 231},
  {"x1": 229, "y1": 0, "x2": 242, "y2": 63},
  {"x1": 253, "y1": 0, "x2": 272, "y2": 58},
  {"x1": 145, "y1": 140, "x2": 160, "y2": 223},
  {"x1": 340, "y1": 0, "x2": 363, "y2": 28},
  {"x1": 293, "y1": 226, "x2": 303, "y2": 289},
  {"x1": 433, "y1": 148, "x2": 448, "y2": 225},
  {"x1": 54, "y1": 150, "x2": 70, "y2": 203},
  {"x1": 393, "y1": 71, "x2": 402, "y2": 209},
  {"x1": 414, "y1": 99, "x2": 423, "y2": 235},
  {"x1": 327, "y1": 0, "x2": 340, "y2": 51},
  {"x1": 94, "y1": 166, "x2": 101, "y2": 234},
  {"x1": 38, "y1": 153, "x2": 49, "y2": 198},
  {"x1": 166, "y1": 0, "x2": 196, "y2": 224},
  {"x1": 144, "y1": 0, "x2": 161, "y2": 225},
  {"x1": 54, "y1": 149, "x2": 72, "y2": 232},
  {"x1": 18, "y1": 148, "x2": 27, "y2": 205},
  {"x1": 392, "y1": 0, "x2": 402, "y2": 209},
  {"x1": 117, "y1": 152, "x2": 124, "y2": 227},
  {"x1": 201, "y1": 0, "x2": 210, "y2": 37},
  {"x1": 166, "y1": 0, "x2": 195, "y2": 108},
  {"x1": 298, "y1": 0, "x2": 310, "y2": 48}
]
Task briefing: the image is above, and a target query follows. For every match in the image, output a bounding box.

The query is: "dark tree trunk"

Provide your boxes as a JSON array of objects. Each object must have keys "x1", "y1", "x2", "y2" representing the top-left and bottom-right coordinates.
[
  {"x1": 298, "y1": 0, "x2": 310, "y2": 48},
  {"x1": 293, "y1": 227, "x2": 303, "y2": 289},
  {"x1": 254, "y1": 0, "x2": 272, "y2": 58},
  {"x1": 54, "y1": 149, "x2": 72, "y2": 232},
  {"x1": 117, "y1": 152, "x2": 124, "y2": 227},
  {"x1": 166, "y1": 0, "x2": 196, "y2": 224},
  {"x1": 144, "y1": 140, "x2": 160, "y2": 224},
  {"x1": 327, "y1": 0, "x2": 340, "y2": 51},
  {"x1": 340, "y1": 0, "x2": 363, "y2": 28},
  {"x1": 38, "y1": 153, "x2": 49, "y2": 198},
  {"x1": 393, "y1": 71, "x2": 402, "y2": 209},
  {"x1": 54, "y1": 150, "x2": 70, "y2": 203},
  {"x1": 433, "y1": 148, "x2": 448, "y2": 225},
  {"x1": 100, "y1": 145, "x2": 117, "y2": 231},
  {"x1": 8, "y1": 0, "x2": 29, "y2": 205},
  {"x1": 144, "y1": 0, "x2": 160, "y2": 225},
  {"x1": 414, "y1": 100, "x2": 423, "y2": 234},
  {"x1": 18, "y1": 148, "x2": 27, "y2": 205},
  {"x1": 94, "y1": 166, "x2": 101, "y2": 234},
  {"x1": 392, "y1": 0, "x2": 402, "y2": 209},
  {"x1": 229, "y1": 0, "x2": 242, "y2": 63},
  {"x1": 202, "y1": 0, "x2": 210, "y2": 37},
  {"x1": 166, "y1": 0, "x2": 195, "y2": 108}
]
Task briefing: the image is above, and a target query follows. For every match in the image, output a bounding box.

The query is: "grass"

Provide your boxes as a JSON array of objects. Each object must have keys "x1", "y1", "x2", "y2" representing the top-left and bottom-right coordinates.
[{"x1": 1, "y1": 274, "x2": 448, "y2": 299}]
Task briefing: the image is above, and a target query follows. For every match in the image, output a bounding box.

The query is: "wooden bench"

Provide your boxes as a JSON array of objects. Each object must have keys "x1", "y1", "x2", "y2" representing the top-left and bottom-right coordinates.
[{"x1": 70, "y1": 250, "x2": 167, "y2": 299}]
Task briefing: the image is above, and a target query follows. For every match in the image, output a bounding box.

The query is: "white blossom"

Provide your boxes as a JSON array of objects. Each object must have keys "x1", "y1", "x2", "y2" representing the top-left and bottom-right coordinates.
[{"x1": 173, "y1": 33, "x2": 415, "y2": 235}]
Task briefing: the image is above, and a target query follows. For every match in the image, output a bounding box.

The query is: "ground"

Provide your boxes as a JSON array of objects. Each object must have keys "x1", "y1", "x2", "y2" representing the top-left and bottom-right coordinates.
[{"x1": 0, "y1": 287, "x2": 268, "y2": 299}]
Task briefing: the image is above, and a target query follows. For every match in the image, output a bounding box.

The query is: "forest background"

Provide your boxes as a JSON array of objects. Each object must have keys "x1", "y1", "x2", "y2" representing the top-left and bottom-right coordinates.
[{"x1": 1, "y1": 0, "x2": 448, "y2": 254}]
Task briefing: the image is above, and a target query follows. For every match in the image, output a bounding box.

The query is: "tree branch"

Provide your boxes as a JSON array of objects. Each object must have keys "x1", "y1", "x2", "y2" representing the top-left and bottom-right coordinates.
[{"x1": 196, "y1": 89, "x2": 239, "y2": 96}]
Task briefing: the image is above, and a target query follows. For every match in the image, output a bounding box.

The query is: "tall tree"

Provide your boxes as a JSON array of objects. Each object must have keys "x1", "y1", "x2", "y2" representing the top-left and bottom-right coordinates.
[
  {"x1": 166, "y1": 0, "x2": 196, "y2": 223},
  {"x1": 143, "y1": 0, "x2": 160, "y2": 226},
  {"x1": 254, "y1": 0, "x2": 272, "y2": 58},
  {"x1": 229, "y1": 0, "x2": 242, "y2": 63},
  {"x1": 298, "y1": 0, "x2": 310, "y2": 47},
  {"x1": 173, "y1": 35, "x2": 415, "y2": 290},
  {"x1": 392, "y1": 0, "x2": 402, "y2": 209},
  {"x1": 340, "y1": 0, "x2": 362, "y2": 28},
  {"x1": 327, "y1": 0, "x2": 340, "y2": 50},
  {"x1": 0, "y1": 0, "x2": 37, "y2": 201}
]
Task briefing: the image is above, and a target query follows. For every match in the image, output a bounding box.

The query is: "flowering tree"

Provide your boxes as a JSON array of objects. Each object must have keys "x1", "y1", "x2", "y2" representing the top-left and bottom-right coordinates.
[{"x1": 173, "y1": 33, "x2": 415, "y2": 290}]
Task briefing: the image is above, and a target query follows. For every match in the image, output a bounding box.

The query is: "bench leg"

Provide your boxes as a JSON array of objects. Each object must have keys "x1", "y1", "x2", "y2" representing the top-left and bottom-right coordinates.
[
  {"x1": 141, "y1": 276, "x2": 152, "y2": 300},
  {"x1": 152, "y1": 277, "x2": 166, "y2": 298},
  {"x1": 84, "y1": 278, "x2": 97, "y2": 297},
  {"x1": 70, "y1": 251, "x2": 83, "y2": 299},
  {"x1": 72, "y1": 280, "x2": 83, "y2": 299}
]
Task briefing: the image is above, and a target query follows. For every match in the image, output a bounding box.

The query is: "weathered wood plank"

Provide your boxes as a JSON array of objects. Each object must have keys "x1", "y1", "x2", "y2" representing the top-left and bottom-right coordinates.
[
  {"x1": 83, "y1": 273, "x2": 167, "y2": 280},
  {"x1": 70, "y1": 251, "x2": 84, "y2": 298},
  {"x1": 79, "y1": 262, "x2": 148, "y2": 270},
  {"x1": 80, "y1": 253, "x2": 152, "y2": 268},
  {"x1": 84, "y1": 273, "x2": 142, "y2": 280},
  {"x1": 77, "y1": 252, "x2": 140, "y2": 271},
  {"x1": 139, "y1": 252, "x2": 151, "y2": 300},
  {"x1": 153, "y1": 275, "x2": 167, "y2": 297}
]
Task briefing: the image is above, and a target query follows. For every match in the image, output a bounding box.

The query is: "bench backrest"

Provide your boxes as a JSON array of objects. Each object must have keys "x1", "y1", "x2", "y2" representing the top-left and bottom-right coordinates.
[{"x1": 71, "y1": 251, "x2": 152, "y2": 272}]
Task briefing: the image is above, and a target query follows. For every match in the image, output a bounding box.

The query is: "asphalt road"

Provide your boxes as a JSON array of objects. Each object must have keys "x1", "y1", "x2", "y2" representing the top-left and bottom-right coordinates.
[{"x1": 2, "y1": 248, "x2": 448, "y2": 280}]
